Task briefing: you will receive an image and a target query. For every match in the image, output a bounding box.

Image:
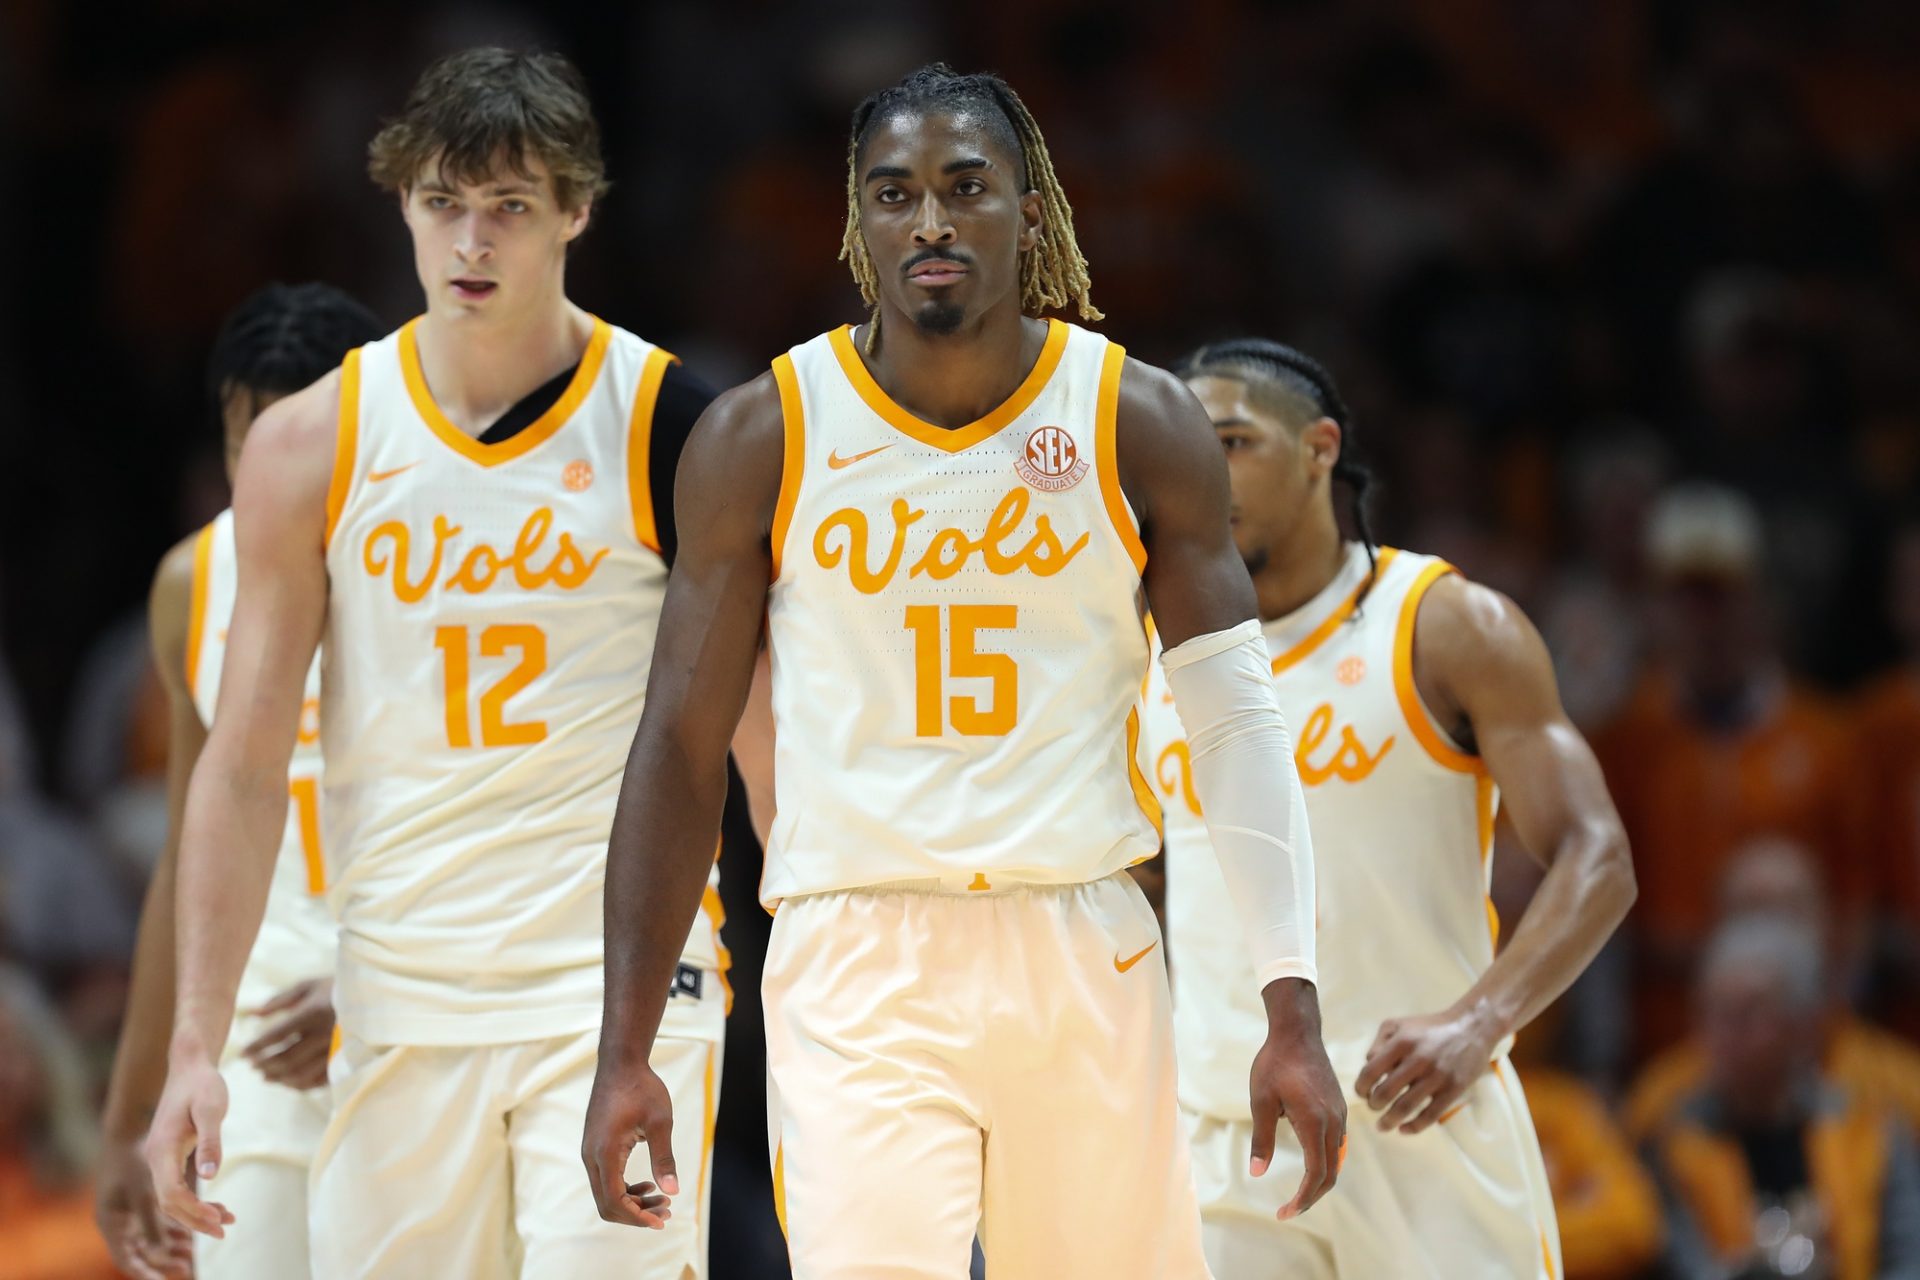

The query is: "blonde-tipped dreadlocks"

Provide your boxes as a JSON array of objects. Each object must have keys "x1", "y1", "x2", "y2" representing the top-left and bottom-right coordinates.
[{"x1": 839, "y1": 64, "x2": 1101, "y2": 353}]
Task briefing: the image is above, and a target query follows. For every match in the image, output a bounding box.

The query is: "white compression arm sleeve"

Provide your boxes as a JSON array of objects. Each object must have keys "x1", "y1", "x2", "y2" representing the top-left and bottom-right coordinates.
[{"x1": 1161, "y1": 619, "x2": 1316, "y2": 990}]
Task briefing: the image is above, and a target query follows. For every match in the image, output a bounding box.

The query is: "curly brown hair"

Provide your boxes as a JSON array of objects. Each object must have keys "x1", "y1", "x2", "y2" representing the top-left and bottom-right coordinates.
[{"x1": 368, "y1": 47, "x2": 609, "y2": 214}]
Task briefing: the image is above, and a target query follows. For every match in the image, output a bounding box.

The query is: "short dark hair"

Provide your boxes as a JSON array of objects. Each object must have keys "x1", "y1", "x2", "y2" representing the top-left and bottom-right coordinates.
[
  {"x1": 207, "y1": 282, "x2": 383, "y2": 408},
  {"x1": 368, "y1": 47, "x2": 609, "y2": 213},
  {"x1": 1175, "y1": 338, "x2": 1382, "y2": 601}
]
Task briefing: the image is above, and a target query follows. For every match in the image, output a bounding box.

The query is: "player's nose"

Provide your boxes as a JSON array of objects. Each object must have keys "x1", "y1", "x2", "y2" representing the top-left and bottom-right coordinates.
[
  {"x1": 910, "y1": 192, "x2": 956, "y2": 245},
  {"x1": 453, "y1": 211, "x2": 493, "y2": 261}
]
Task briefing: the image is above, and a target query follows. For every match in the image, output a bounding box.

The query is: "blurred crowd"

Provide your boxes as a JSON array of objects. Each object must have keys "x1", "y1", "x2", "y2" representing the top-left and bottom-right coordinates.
[{"x1": 3, "y1": 1, "x2": 1920, "y2": 1276}]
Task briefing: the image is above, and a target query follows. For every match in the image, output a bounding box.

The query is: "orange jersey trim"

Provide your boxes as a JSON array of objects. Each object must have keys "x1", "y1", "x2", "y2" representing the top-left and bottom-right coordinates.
[
  {"x1": 769, "y1": 353, "x2": 806, "y2": 580},
  {"x1": 184, "y1": 522, "x2": 216, "y2": 698},
  {"x1": 772, "y1": 1142, "x2": 789, "y2": 1241},
  {"x1": 626, "y1": 346, "x2": 678, "y2": 554},
  {"x1": 1125, "y1": 703, "x2": 1165, "y2": 838},
  {"x1": 1393, "y1": 560, "x2": 1487, "y2": 775},
  {"x1": 1271, "y1": 546, "x2": 1402, "y2": 677},
  {"x1": 1095, "y1": 342, "x2": 1148, "y2": 576},
  {"x1": 695, "y1": 1041, "x2": 718, "y2": 1219},
  {"x1": 398, "y1": 316, "x2": 612, "y2": 467},
  {"x1": 325, "y1": 348, "x2": 362, "y2": 547},
  {"x1": 827, "y1": 318, "x2": 1068, "y2": 454}
]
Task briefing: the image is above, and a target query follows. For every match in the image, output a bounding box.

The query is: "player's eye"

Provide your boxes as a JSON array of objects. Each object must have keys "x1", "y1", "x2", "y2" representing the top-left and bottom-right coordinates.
[
  {"x1": 501, "y1": 199, "x2": 529, "y2": 214},
  {"x1": 425, "y1": 195, "x2": 455, "y2": 211},
  {"x1": 955, "y1": 178, "x2": 986, "y2": 196},
  {"x1": 875, "y1": 186, "x2": 907, "y2": 205},
  {"x1": 1219, "y1": 434, "x2": 1254, "y2": 454}
]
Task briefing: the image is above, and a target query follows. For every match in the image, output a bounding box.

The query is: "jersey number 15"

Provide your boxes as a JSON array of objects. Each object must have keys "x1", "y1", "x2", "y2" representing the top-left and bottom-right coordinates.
[{"x1": 905, "y1": 604, "x2": 1017, "y2": 737}]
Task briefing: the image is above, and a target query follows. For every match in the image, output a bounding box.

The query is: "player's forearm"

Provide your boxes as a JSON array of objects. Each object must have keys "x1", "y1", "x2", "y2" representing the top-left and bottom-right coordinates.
[
  {"x1": 102, "y1": 843, "x2": 183, "y2": 1140},
  {"x1": 1164, "y1": 621, "x2": 1318, "y2": 991},
  {"x1": 1456, "y1": 821, "x2": 1634, "y2": 1038},
  {"x1": 170, "y1": 761, "x2": 287, "y2": 1061},
  {"x1": 601, "y1": 722, "x2": 730, "y2": 1066}
]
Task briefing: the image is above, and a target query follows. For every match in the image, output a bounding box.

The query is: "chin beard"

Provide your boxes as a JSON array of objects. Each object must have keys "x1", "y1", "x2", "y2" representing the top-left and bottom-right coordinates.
[{"x1": 913, "y1": 300, "x2": 966, "y2": 336}]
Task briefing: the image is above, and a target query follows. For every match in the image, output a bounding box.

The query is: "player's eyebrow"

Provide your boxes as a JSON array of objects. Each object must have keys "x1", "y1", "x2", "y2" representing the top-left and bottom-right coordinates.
[
  {"x1": 865, "y1": 164, "x2": 912, "y2": 182},
  {"x1": 1211, "y1": 417, "x2": 1257, "y2": 429},
  {"x1": 943, "y1": 156, "x2": 990, "y2": 175}
]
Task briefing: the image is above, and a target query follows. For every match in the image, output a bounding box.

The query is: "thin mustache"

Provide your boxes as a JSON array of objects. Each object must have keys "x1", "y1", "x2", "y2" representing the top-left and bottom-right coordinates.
[{"x1": 902, "y1": 249, "x2": 973, "y2": 275}]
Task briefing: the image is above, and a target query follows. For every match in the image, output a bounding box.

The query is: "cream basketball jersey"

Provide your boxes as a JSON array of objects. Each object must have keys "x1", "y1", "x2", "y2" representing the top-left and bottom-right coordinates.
[
  {"x1": 187, "y1": 509, "x2": 333, "y2": 1015},
  {"x1": 763, "y1": 319, "x2": 1161, "y2": 902},
  {"x1": 1144, "y1": 544, "x2": 1503, "y2": 1119},
  {"x1": 321, "y1": 317, "x2": 724, "y2": 1046}
]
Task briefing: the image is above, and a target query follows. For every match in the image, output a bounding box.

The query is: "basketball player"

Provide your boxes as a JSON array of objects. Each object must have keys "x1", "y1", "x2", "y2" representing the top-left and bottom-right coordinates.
[
  {"x1": 1142, "y1": 338, "x2": 1637, "y2": 1278},
  {"x1": 584, "y1": 65, "x2": 1343, "y2": 1279},
  {"x1": 96, "y1": 283, "x2": 381, "y2": 1280},
  {"x1": 144, "y1": 48, "x2": 736, "y2": 1279}
]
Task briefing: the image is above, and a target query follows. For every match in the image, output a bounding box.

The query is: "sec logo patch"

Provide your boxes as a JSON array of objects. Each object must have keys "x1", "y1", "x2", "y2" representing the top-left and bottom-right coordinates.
[{"x1": 1014, "y1": 425, "x2": 1089, "y2": 492}]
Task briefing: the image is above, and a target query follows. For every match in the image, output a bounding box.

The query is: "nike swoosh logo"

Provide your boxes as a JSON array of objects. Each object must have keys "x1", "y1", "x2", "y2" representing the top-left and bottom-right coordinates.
[
  {"x1": 367, "y1": 463, "x2": 420, "y2": 484},
  {"x1": 827, "y1": 444, "x2": 893, "y2": 470},
  {"x1": 1114, "y1": 942, "x2": 1159, "y2": 973}
]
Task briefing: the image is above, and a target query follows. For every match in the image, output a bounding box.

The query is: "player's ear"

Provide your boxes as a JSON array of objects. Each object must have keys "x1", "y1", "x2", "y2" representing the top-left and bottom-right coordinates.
[
  {"x1": 562, "y1": 198, "x2": 592, "y2": 243},
  {"x1": 1017, "y1": 190, "x2": 1043, "y2": 254},
  {"x1": 1300, "y1": 418, "x2": 1342, "y2": 480}
]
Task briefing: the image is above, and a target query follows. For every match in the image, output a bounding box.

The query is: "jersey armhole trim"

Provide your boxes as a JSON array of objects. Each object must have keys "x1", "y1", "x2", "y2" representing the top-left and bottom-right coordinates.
[
  {"x1": 769, "y1": 353, "x2": 805, "y2": 581},
  {"x1": 325, "y1": 348, "x2": 362, "y2": 548},
  {"x1": 1393, "y1": 560, "x2": 1488, "y2": 775},
  {"x1": 1095, "y1": 342, "x2": 1148, "y2": 576},
  {"x1": 627, "y1": 346, "x2": 678, "y2": 554},
  {"x1": 184, "y1": 522, "x2": 216, "y2": 698}
]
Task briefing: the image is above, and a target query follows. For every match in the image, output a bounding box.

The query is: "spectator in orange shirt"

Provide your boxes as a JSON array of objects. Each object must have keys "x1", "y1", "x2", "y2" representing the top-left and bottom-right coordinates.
[
  {"x1": 1642, "y1": 916, "x2": 1920, "y2": 1280},
  {"x1": 1596, "y1": 483, "x2": 1860, "y2": 1057},
  {"x1": 1627, "y1": 838, "x2": 1920, "y2": 1144},
  {"x1": 1516, "y1": 1061, "x2": 1665, "y2": 1280},
  {"x1": 1858, "y1": 516, "x2": 1920, "y2": 1038},
  {"x1": 0, "y1": 967, "x2": 120, "y2": 1280}
]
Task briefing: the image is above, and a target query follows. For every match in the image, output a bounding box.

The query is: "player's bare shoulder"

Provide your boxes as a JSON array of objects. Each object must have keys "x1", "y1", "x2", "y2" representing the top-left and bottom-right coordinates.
[
  {"x1": 1412, "y1": 571, "x2": 1559, "y2": 721},
  {"x1": 674, "y1": 369, "x2": 787, "y2": 543},
  {"x1": 1110, "y1": 354, "x2": 1223, "y2": 521},
  {"x1": 230, "y1": 368, "x2": 344, "y2": 540}
]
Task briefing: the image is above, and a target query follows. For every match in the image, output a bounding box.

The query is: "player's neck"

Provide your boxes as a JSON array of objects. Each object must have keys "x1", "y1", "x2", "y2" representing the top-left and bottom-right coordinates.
[
  {"x1": 861, "y1": 303, "x2": 1046, "y2": 430},
  {"x1": 415, "y1": 292, "x2": 590, "y2": 436},
  {"x1": 1254, "y1": 515, "x2": 1347, "y2": 624}
]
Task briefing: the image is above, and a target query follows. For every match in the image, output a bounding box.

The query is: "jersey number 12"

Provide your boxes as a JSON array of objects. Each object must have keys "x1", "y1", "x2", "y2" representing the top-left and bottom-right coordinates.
[{"x1": 433, "y1": 624, "x2": 548, "y2": 748}]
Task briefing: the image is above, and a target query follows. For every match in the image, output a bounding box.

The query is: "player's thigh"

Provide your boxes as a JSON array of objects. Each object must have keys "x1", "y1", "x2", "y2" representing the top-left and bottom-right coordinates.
[
  {"x1": 1390, "y1": 1060, "x2": 1560, "y2": 1280},
  {"x1": 195, "y1": 1157, "x2": 312, "y2": 1280},
  {"x1": 977, "y1": 876, "x2": 1207, "y2": 1280},
  {"x1": 1187, "y1": 1111, "x2": 1336, "y2": 1280},
  {"x1": 307, "y1": 1035, "x2": 512, "y2": 1280},
  {"x1": 197, "y1": 1054, "x2": 330, "y2": 1279},
  {"x1": 762, "y1": 892, "x2": 985, "y2": 1279},
  {"x1": 508, "y1": 1018, "x2": 723, "y2": 1280},
  {"x1": 1274, "y1": 1064, "x2": 1554, "y2": 1279}
]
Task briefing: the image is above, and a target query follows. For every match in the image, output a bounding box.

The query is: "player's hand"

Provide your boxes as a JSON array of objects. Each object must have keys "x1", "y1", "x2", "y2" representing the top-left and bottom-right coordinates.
[
  {"x1": 96, "y1": 1132, "x2": 196, "y2": 1279},
  {"x1": 582, "y1": 1058, "x2": 676, "y2": 1230},
  {"x1": 1248, "y1": 978, "x2": 1346, "y2": 1221},
  {"x1": 143, "y1": 1054, "x2": 234, "y2": 1238},
  {"x1": 1355, "y1": 1003, "x2": 1502, "y2": 1135},
  {"x1": 240, "y1": 978, "x2": 334, "y2": 1090}
]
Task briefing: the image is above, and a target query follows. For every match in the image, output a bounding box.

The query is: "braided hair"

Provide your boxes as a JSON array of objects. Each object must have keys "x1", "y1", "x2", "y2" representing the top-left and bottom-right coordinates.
[
  {"x1": 1174, "y1": 338, "x2": 1381, "y2": 602},
  {"x1": 841, "y1": 63, "x2": 1098, "y2": 353},
  {"x1": 207, "y1": 282, "x2": 383, "y2": 411}
]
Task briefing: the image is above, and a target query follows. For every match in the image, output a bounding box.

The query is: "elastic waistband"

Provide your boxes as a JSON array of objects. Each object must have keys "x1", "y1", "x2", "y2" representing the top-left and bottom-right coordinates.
[{"x1": 786, "y1": 869, "x2": 1127, "y2": 901}]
